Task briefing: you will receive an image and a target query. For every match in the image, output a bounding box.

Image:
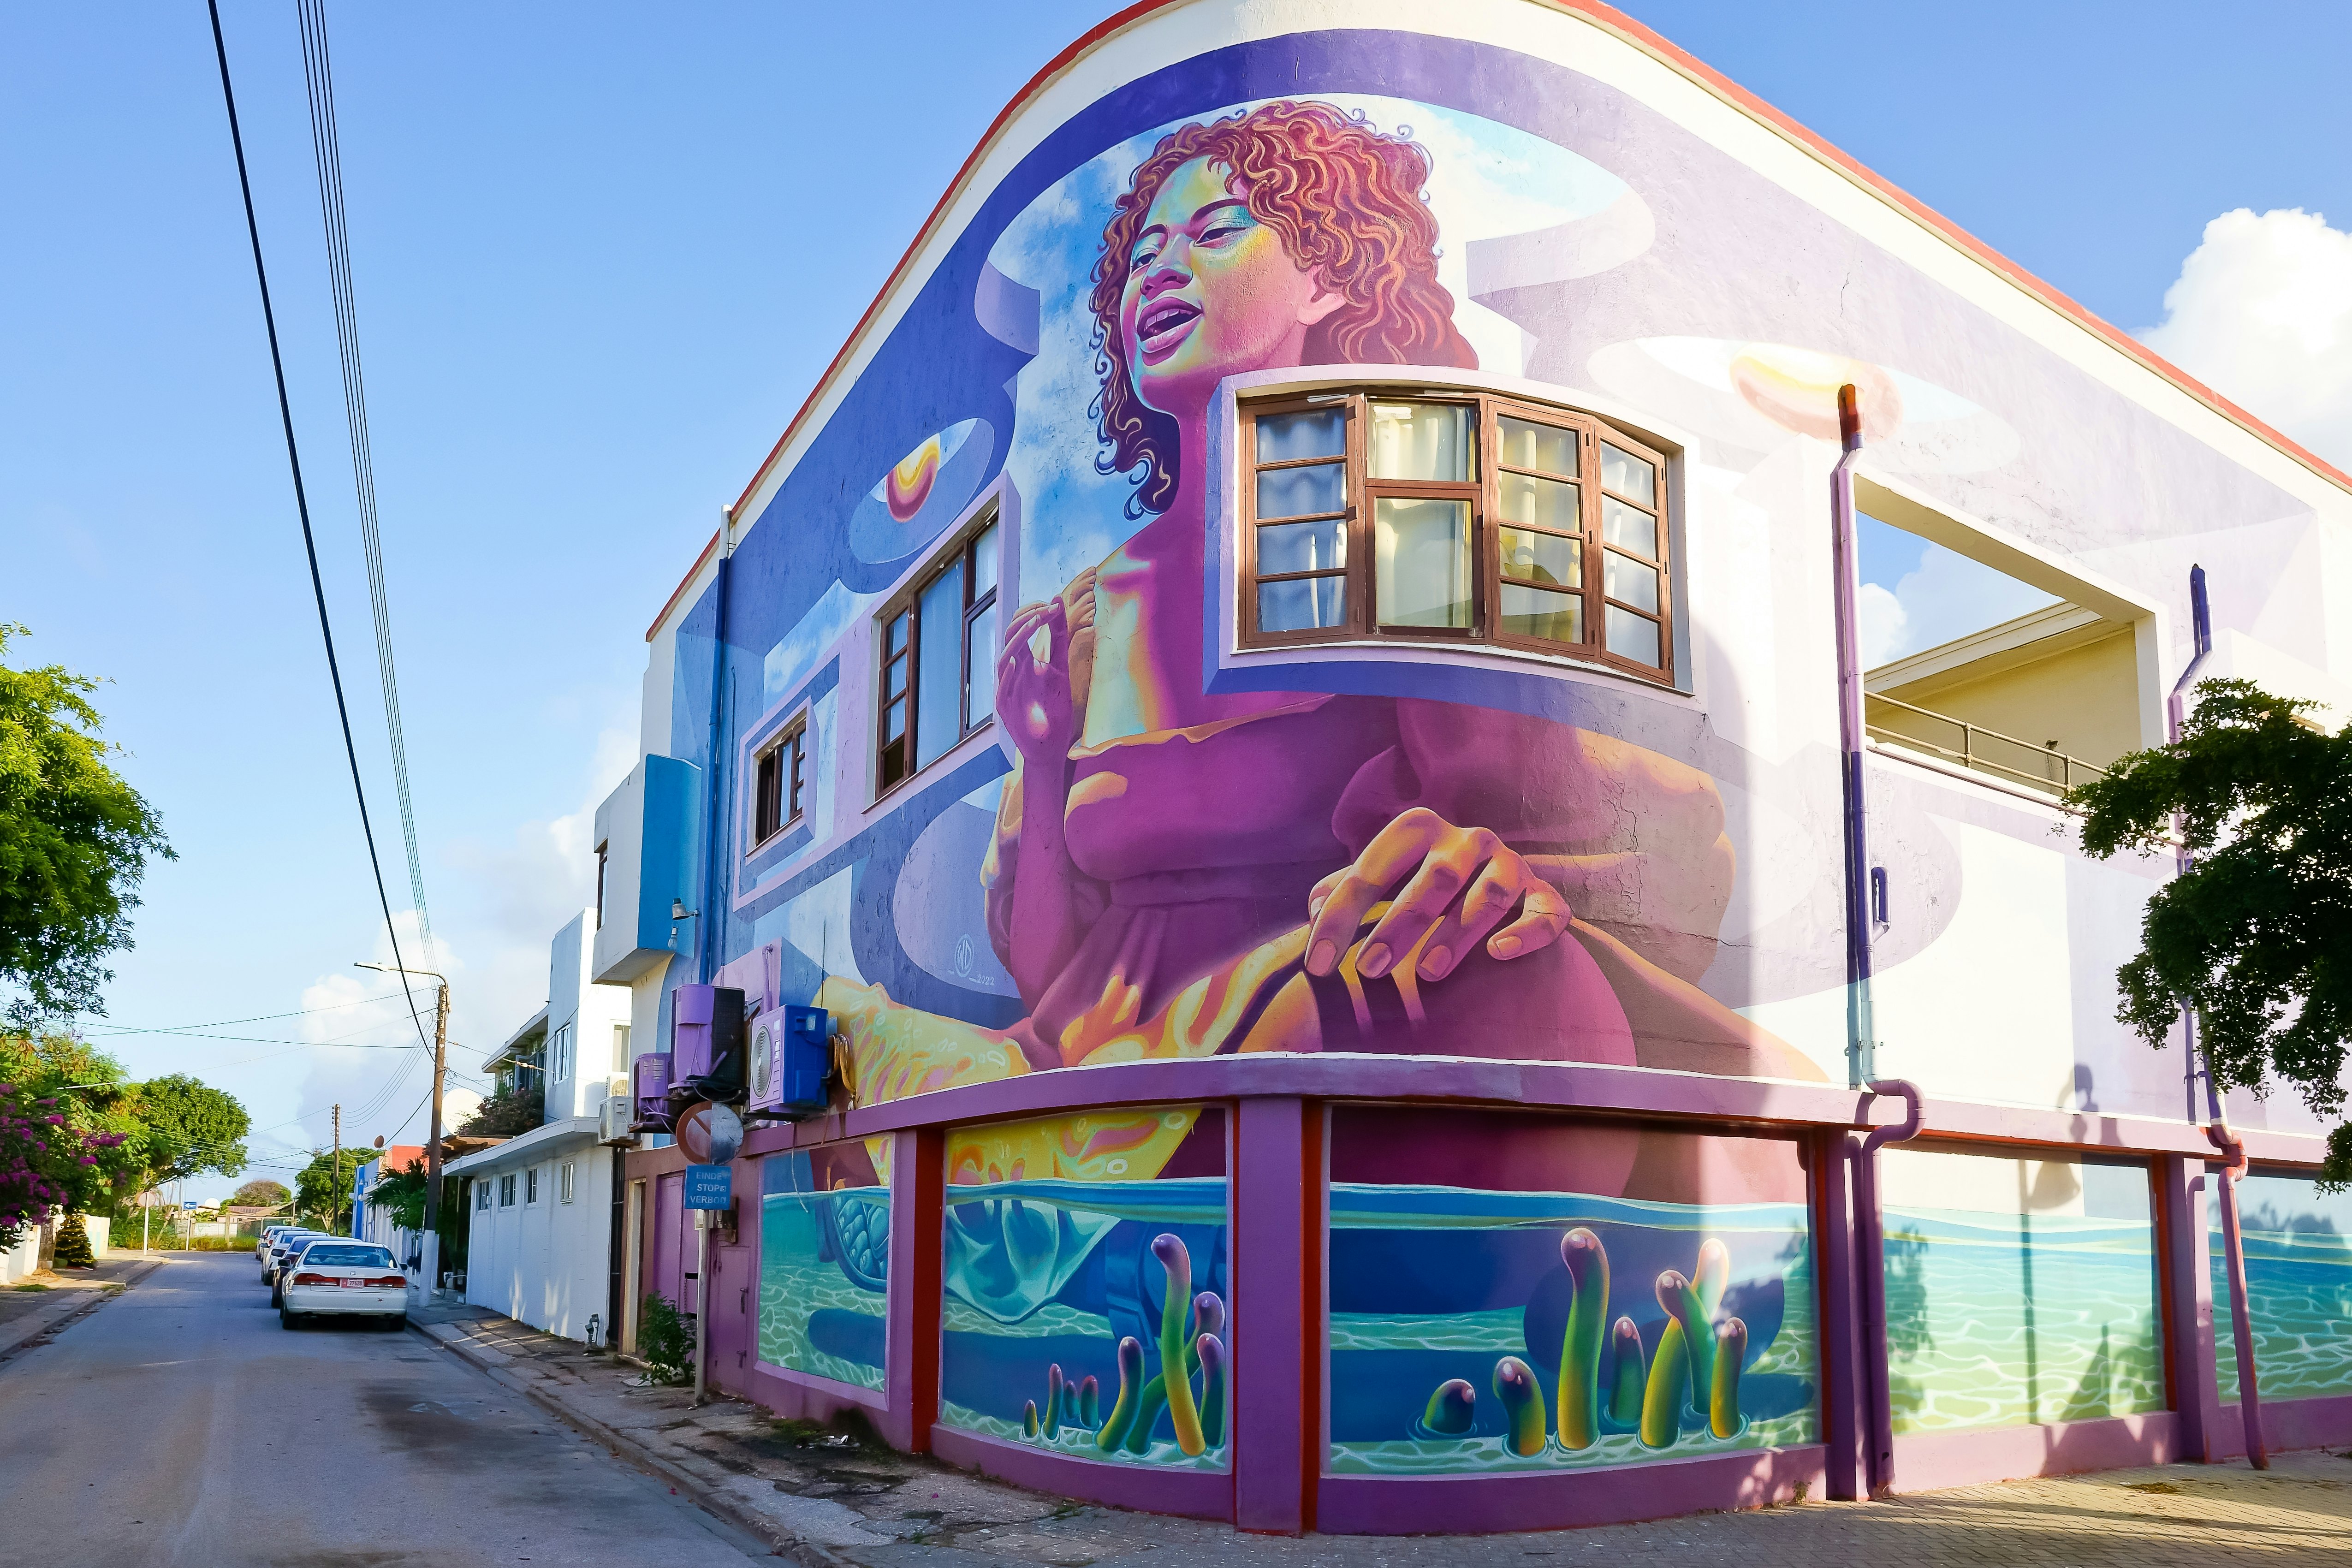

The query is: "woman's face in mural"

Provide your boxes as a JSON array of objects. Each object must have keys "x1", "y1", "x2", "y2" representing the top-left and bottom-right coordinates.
[{"x1": 1118, "y1": 157, "x2": 1343, "y2": 421}]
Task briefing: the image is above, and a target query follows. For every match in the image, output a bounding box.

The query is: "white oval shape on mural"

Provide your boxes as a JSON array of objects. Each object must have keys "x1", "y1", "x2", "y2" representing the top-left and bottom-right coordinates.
[{"x1": 1587, "y1": 337, "x2": 2020, "y2": 474}]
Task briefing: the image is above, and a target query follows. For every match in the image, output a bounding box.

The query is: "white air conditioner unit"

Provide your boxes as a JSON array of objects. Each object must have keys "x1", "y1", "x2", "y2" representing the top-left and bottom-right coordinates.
[{"x1": 597, "y1": 1095, "x2": 638, "y2": 1147}]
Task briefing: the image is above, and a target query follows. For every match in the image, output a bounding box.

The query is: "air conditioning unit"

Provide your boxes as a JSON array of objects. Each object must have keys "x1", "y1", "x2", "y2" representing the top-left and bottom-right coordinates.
[
  {"x1": 631, "y1": 1053, "x2": 671, "y2": 1129},
  {"x1": 670, "y1": 984, "x2": 746, "y2": 1104},
  {"x1": 597, "y1": 1095, "x2": 638, "y2": 1147},
  {"x1": 746, "y1": 1005, "x2": 832, "y2": 1119}
]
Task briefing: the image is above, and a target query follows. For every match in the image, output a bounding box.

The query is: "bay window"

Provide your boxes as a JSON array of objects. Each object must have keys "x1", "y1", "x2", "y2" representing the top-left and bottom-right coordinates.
[{"x1": 1242, "y1": 390, "x2": 1672, "y2": 680}]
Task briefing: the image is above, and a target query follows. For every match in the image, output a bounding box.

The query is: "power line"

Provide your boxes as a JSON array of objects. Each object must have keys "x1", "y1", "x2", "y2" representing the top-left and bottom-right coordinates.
[
  {"x1": 203, "y1": 2, "x2": 434, "y2": 1098},
  {"x1": 294, "y1": 0, "x2": 434, "y2": 957},
  {"x1": 75, "y1": 993, "x2": 411, "y2": 1033}
]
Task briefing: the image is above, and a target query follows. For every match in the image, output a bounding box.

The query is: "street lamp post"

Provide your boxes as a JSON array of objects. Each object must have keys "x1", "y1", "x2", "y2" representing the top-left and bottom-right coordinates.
[{"x1": 356, "y1": 961, "x2": 450, "y2": 1295}]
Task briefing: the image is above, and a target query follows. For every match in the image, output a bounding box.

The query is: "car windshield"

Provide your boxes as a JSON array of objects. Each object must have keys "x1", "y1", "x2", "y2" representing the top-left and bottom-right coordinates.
[{"x1": 301, "y1": 1245, "x2": 394, "y2": 1268}]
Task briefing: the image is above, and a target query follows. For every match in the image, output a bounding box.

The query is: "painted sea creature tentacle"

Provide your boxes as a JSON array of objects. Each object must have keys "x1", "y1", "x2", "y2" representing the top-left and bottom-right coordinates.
[
  {"x1": 1044, "y1": 1363, "x2": 1065, "y2": 1436},
  {"x1": 1640, "y1": 1319, "x2": 1690, "y2": 1448},
  {"x1": 1608, "y1": 1316, "x2": 1647, "y2": 1426},
  {"x1": 1095, "y1": 1336, "x2": 1145, "y2": 1451},
  {"x1": 1078, "y1": 1374, "x2": 1100, "y2": 1431},
  {"x1": 1194, "y1": 1290, "x2": 1225, "y2": 1341},
  {"x1": 1692, "y1": 1238, "x2": 1730, "y2": 1323},
  {"x1": 1152, "y1": 1235, "x2": 1207, "y2": 1456},
  {"x1": 1656, "y1": 1268, "x2": 1711, "y2": 1417},
  {"x1": 1123, "y1": 1374, "x2": 1169, "y2": 1455},
  {"x1": 1022, "y1": 1399, "x2": 1039, "y2": 1439},
  {"x1": 1414, "y1": 1378, "x2": 1478, "y2": 1438},
  {"x1": 1492, "y1": 1355, "x2": 1546, "y2": 1457},
  {"x1": 1196, "y1": 1332, "x2": 1227, "y2": 1448},
  {"x1": 1710, "y1": 1318, "x2": 1747, "y2": 1439},
  {"x1": 1556, "y1": 1227, "x2": 1608, "y2": 1450}
]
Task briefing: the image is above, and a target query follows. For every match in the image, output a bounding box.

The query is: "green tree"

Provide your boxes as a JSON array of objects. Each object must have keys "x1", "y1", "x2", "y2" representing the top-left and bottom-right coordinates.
[
  {"x1": 0, "y1": 1033, "x2": 142, "y2": 1220},
  {"x1": 52, "y1": 1210, "x2": 95, "y2": 1268},
  {"x1": 2066, "y1": 679, "x2": 2352, "y2": 1180},
  {"x1": 293, "y1": 1147, "x2": 373, "y2": 1234},
  {"x1": 126, "y1": 1075, "x2": 249, "y2": 1191},
  {"x1": 230, "y1": 1179, "x2": 290, "y2": 1209},
  {"x1": 0, "y1": 624, "x2": 175, "y2": 1029},
  {"x1": 457, "y1": 1081, "x2": 542, "y2": 1138}
]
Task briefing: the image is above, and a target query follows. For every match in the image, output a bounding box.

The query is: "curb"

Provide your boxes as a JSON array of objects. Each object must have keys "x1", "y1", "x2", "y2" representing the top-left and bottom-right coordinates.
[
  {"x1": 0, "y1": 1257, "x2": 166, "y2": 1365},
  {"x1": 410, "y1": 1316, "x2": 855, "y2": 1566}
]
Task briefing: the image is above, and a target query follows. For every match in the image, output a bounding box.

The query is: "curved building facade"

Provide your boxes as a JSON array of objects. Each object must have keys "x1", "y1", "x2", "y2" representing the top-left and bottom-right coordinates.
[{"x1": 605, "y1": 0, "x2": 2352, "y2": 1532}]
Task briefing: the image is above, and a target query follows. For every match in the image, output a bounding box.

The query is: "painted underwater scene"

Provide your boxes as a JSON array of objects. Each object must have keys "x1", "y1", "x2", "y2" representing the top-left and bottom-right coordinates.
[
  {"x1": 937, "y1": 1110, "x2": 1230, "y2": 1471},
  {"x1": 2214, "y1": 1172, "x2": 2352, "y2": 1402},
  {"x1": 758, "y1": 1146, "x2": 889, "y2": 1391},
  {"x1": 1880, "y1": 1148, "x2": 2164, "y2": 1432},
  {"x1": 1326, "y1": 1182, "x2": 1817, "y2": 1474}
]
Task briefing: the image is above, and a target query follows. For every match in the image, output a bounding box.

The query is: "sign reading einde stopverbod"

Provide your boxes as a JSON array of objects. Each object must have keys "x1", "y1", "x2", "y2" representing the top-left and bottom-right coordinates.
[{"x1": 683, "y1": 1164, "x2": 732, "y2": 1210}]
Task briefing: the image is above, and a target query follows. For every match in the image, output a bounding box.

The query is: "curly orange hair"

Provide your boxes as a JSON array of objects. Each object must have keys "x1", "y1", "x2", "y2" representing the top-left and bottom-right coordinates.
[{"x1": 1088, "y1": 101, "x2": 1479, "y2": 516}]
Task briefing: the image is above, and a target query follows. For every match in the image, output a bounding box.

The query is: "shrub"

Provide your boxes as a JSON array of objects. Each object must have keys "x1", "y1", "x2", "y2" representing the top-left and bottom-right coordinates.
[
  {"x1": 637, "y1": 1291, "x2": 695, "y2": 1385},
  {"x1": 53, "y1": 1211, "x2": 95, "y2": 1268}
]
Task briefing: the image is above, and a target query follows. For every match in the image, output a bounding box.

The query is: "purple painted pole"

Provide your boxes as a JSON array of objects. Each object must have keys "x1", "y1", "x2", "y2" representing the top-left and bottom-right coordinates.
[
  {"x1": 1233, "y1": 1097, "x2": 1313, "y2": 1534},
  {"x1": 1816, "y1": 1128, "x2": 1865, "y2": 1500},
  {"x1": 2156, "y1": 1152, "x2": 2220, "y2": 1461},
  {"x1": 1853, "y1": 1080, "x2": 1921, "y2": 1497}
]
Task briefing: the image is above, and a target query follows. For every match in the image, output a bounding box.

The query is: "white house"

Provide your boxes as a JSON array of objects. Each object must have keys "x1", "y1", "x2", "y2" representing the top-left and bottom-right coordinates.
[{"x1": 449, "y1": 909, "x2": 631, "y2": 1342}]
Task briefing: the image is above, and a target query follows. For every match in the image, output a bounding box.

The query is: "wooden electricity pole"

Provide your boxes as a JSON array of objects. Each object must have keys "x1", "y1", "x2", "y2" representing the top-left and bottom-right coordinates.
[{"x1": 331, "y1": 1104, "x2": 341, "y2": 1235}]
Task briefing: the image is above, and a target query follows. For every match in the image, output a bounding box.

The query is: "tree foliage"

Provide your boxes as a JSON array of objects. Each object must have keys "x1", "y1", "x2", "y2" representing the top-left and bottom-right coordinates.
[
  {"x1": 127, "y1": 1075, "x2": 249, "y2": 1188},
  {"x1": 230, "y1": 1179, "x2": 291, "y2": 1210},
  {"x1": 457, "y1": 1081, "x2": 542, "y2": 1138},
  {"x1": 293, "y1": 1146, "x2": 374, "y2": 1234},
  {"x1": 0, "y1": 624, "x2": 174, "y2": 1028},
  {"x1": 0, "y1": 1034, "x2": 138, "y2": 1242},
  {"x1": 2066, "y1": 679, "x2": 2352, "y2": 1180}
]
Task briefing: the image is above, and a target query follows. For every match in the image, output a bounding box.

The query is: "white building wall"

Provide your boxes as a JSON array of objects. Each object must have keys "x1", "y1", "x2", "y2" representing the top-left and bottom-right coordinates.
[
  {"x1": 545, "y1": 909, "x2": 636, "y2": 1123},
  {"x1": 450, "y1": 1120, "x2": 612, "y2": 1342}
]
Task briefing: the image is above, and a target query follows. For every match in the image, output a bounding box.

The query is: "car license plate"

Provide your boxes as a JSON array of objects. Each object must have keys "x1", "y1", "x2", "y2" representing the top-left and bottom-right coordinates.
[{"x1": 339, "y1": 1278, "x2": 359, "y2": 1289}]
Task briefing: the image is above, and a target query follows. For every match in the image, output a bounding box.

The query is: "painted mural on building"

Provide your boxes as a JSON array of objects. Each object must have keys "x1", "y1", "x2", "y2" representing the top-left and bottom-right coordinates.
[
  {"x1": 937, "y1": 1108, "x2": 1229, "y2": 1469},
  {"x1": 758, "y1": 1145, "x2": 888, "y2": 1390}
]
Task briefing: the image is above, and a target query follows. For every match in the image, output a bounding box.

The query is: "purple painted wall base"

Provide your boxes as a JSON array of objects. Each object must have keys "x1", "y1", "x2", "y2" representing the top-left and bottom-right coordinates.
[
  {"x1": 1890, "y1": 1413, "x2": 2182, "y2": 1491},
  {"x1": 735, "y1": 1360, "x2": 890, "y2": 1427},
  {"x1": 1316, "y1": 1446, "x2": 1825, "y2": 1535},
  {"x1": 2211, "y1": 1396, "x2": 2352, "y2": 1461},
  {"x1": 930, "y1": 1426, "x2": 1235, "y2": 1521}
]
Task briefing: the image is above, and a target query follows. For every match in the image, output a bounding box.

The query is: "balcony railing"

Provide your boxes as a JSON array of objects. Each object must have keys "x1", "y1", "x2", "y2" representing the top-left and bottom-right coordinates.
[{"x1": 1865, "y1": 691, "x2": 2108, "y2": 796}]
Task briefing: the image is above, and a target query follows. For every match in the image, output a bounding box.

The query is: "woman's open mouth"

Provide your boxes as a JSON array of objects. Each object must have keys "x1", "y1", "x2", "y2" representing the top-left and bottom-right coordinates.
[{"x1": 1136, "y1": 297, "x2": 1201, "y2": 360}]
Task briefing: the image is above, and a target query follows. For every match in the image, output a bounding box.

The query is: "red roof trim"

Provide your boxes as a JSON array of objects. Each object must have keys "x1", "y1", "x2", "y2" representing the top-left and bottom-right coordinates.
[
  {"x1": 653, "y1": 0, "x2": 2346, "y2": 640},
  {"x1": 645, "y1": 525, "x2": 724, "y2": 643}
]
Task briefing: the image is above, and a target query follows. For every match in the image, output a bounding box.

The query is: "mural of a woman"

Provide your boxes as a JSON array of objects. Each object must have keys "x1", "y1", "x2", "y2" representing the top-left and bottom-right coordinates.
[{"x1": 965, "y1": 101, "x2": 1821, "y2": 1199}]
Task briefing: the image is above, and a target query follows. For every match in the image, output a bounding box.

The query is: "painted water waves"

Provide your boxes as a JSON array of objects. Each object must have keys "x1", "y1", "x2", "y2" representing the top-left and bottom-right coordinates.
[
  {"x1": 1326, "y1": 1183, "x2": 1817, "y2": 1475},
  {"x1": 2214, "y1": 1173, "x2": 2352, "y2": 1402},
  {"x1": 758, "y1": 1146, "x2": 888, "y2": 1391},
  {"x1": 937, "y1": 1111, "x2": 1230, "y2": 1471},
  {"x1": 1878, "y1": 1148, "x2": 2165, "y2": 1433}
]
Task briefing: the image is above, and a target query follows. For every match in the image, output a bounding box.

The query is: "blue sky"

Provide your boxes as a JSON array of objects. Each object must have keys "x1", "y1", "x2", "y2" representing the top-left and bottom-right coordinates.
[{"x1": 6, "y1": 1, "x2": 2346, "y2": 1196}]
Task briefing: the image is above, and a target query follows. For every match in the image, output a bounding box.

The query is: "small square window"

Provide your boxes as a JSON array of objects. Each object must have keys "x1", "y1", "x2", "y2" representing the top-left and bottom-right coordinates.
[
  {"x1": 753, "y1": 722, "x2": 808, "y2": 846},
  {"x1": 499, "y1": 1174, "x2": 516, "y2": 1207},
  {"x1": 476, "y1": 1183, "x2": 491, "y2": 1212},
  {"x1": 525, "y1": 1167, "x2": 540, "y2": 1205},
  {"x1": 559, "y1": 1161, "x2": 576, "y2": 1204}
]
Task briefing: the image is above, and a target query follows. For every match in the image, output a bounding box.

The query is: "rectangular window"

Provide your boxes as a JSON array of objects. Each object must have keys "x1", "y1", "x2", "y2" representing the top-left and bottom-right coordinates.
[
  {"x1": 752, "y1": 720, "x2": 806, "y2": 847},
  {"x1": 525, "y1": 1167, "x2": 540, "y2": 1206},
  {"x1": 476, "y1": 1182, "x2": 491, "y2": 1213},
  {"x1": 877, "y1": 513, "x2": 1000, "y2": 793},
  {"x1": 499, "y1": 1173, "x2": 516, "y2": 1208},
  {"x1": 594, "y1": 840, "x2": 608, "y2": 930},
  {"x1": 613, "y1": 1023, "x2": 631, "y2": 1064},
  {"x1": 559, "y1": 1161, "x2": 576, "y2": 1204},
  {"x1": 549, "y1": 1023, "x2": 571, "y2": 1083},
  {"x1": 1241, "y1": 391, "x2": 1671, "y2": 680}
]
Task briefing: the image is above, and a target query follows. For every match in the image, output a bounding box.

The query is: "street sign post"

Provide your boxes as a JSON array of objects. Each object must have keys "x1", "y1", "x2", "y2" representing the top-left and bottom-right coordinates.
[
  {"x1": 683, "y1": 1164, "x2": 732, "y2": 1209},
  {"x1": 682, "y1": 1161, "x2": 734, "y2": 1408}
]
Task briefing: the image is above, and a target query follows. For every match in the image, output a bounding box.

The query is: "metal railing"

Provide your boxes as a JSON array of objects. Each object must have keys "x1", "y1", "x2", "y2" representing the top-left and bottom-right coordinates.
[{"x1": 1864, "y1": 691, "x2": 2108, "y2": 795}]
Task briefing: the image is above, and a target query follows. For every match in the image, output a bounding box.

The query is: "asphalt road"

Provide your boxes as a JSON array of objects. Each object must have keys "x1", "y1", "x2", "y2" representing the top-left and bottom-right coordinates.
[{"x1": 0, "y1": 1251, "x2": 770, "y2": 1567}]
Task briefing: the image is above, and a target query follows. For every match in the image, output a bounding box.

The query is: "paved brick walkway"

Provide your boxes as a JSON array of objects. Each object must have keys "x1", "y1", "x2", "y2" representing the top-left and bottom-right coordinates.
[{"x1": 409, "y1": 1304, "x2": 2352, "y2": 1566}]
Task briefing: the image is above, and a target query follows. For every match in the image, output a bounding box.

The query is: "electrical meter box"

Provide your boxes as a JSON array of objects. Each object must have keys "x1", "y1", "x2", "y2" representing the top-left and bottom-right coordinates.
[
  {"x1": 670, "y1": 984, "x2": 746, "y2": 1102},
  {"x1": 631, "y1": 1053, "x2": 671, "y2": 1126}
]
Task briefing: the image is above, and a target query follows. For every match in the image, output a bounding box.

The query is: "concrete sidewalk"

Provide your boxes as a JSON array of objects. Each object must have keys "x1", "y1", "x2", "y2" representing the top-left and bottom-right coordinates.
[
  {"x1": 0, "y1": 1252, "x2": 165, "y2": 1362},
  {"x1": 407, "y1": 1305, "x2": 2352, "y2": 1566}
]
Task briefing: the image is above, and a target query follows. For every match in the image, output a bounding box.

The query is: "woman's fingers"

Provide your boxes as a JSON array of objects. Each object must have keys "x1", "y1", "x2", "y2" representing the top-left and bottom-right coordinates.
[
  {"x1": 1358, "y1": 826, "x2": 1499, "y2": 979},
  {"x1": 1485, "y1": 876, "x2": 1570, "y2": 962},
  {"x1": 1412, "y1": 855, "x2": 1528, "y2": 982},
  {"x1": 1303, "y1": 808, "x2": 1445, "y2": 976}
]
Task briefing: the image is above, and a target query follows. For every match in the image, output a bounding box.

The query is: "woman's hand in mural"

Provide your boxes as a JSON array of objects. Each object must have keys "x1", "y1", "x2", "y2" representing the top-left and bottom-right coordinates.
[
  {"x1": 1303, "y1": 808, "x2": 1571, "y2": 983},
  {"x1": 995, "y1": 599, "x2": 1076, "y2": 764}
]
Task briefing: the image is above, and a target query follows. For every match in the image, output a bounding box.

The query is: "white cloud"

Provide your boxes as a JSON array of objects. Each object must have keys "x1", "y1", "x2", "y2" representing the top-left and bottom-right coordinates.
[
  {"x1": 2139, "y1": 208, "x2": 2352, "y2": 468},
  {"x1": 1857, "y1": 581, "x2": 1908, "y2": 668}
]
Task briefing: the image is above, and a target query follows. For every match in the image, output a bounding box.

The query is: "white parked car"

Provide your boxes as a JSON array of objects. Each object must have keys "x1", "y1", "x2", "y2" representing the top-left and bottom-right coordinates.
[
  {"x1": 264, "y1": 1231, "x2": 324, "y2": 1292},
  {"x1": 279, "y1": 1240, "x2": 407, "y2": 1330},
  {"x1": 256, "y1": 1224, "x2": 304, "y2": 1266}
]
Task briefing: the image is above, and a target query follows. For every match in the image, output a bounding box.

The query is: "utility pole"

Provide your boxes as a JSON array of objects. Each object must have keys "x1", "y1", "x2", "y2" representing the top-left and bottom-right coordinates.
[
  {"x1": 356, "y1": 961, "x2": 449, "y2": 1293},
  {"x1": 332, "y1": 1104, "x2": 342, "y2": 1235}
]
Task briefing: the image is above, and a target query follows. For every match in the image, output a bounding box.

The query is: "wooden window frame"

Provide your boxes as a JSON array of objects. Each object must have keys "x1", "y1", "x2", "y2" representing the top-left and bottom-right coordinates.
[
  {"x1": 750, "y1": 718, "x2": 807, "y2": 851},
  {"x1": 875, "y1": 509, "x2": 1000, "y2": 800},
  {"x1": 1238, "y1": 388, "x2": 1674, "y2": 683}
]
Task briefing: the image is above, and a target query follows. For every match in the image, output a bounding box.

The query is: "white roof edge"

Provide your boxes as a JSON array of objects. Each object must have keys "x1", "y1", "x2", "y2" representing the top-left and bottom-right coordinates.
[{"x1": 443, "y1": 1117, "x2": 601, "y2": 1175}]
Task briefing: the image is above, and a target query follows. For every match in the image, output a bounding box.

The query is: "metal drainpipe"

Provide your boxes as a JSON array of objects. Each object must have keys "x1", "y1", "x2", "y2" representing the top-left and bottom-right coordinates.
[
  {"x1": 699, "y1": 507, "x2": 736, "y2": 986},
  {"x1": 2168, "y1": 565, "x2": 2267, "y2": 1468},
  {"x1": 1829, "y1": 384, "x2": 1878, "y2": 1091},
  {"x1": 1852, "y1": 1078, "x2": 1921, "y2": 1497}
]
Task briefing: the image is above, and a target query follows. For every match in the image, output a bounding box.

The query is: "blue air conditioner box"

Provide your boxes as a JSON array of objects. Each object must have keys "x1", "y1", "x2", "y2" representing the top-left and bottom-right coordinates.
[{"x1": 748, "y1": 1005, "x2": 831, "y2": 1117}]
